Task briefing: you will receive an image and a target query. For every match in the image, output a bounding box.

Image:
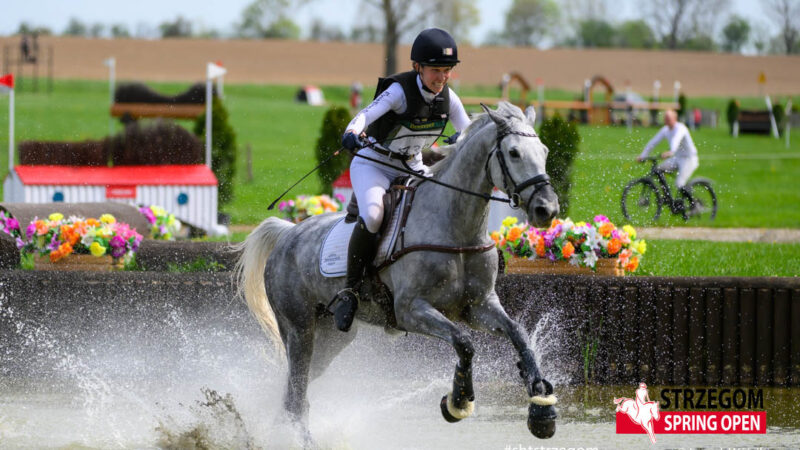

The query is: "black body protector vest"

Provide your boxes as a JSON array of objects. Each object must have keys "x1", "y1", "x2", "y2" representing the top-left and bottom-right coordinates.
[{"x1": 365, "y1": 71, "x2": 450, "y2": 157}]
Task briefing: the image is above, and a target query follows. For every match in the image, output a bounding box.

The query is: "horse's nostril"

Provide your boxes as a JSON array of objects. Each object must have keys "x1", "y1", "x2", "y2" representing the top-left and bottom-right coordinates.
[{"x1": 535, "y1": 206, "x2": 549, "y2": 219}]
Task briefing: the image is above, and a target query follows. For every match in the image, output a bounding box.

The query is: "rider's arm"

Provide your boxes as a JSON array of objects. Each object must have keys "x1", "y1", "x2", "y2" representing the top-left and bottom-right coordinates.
[
  {"x1": 448, "y1": 88, "x2": 470, "y2": 132},
  {"x1": 345, "y1": 82, "x2": 406, "y2": 135},
  {"x1": 639, "y1": 126, "x2": 667, "y2": 159}
]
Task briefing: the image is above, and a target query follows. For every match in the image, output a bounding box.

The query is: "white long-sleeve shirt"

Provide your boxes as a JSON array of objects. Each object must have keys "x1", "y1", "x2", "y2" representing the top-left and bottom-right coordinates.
[
  {"x1": 639, "y1": 122, "x2": 698, "y2": 160},
  {"x1": 346, "y1": 75, "x2": 470, "y2": 135}
]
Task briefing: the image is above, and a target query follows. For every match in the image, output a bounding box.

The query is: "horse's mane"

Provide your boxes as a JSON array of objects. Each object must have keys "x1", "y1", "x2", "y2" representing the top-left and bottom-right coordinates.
[{"x1": 429, "y1": 102, "x2": 527, "y2": 176}]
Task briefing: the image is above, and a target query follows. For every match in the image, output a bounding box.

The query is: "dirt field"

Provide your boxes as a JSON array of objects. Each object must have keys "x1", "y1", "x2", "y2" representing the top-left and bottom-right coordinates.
[{"x1": 1, "y1": 36, "x2": 799, "y2": 96}]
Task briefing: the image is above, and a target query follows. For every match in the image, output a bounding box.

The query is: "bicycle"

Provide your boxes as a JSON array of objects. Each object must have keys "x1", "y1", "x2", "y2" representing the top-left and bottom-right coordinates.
[{"x1": 621, "y1": 157, "x2": 717, "y2": 222}]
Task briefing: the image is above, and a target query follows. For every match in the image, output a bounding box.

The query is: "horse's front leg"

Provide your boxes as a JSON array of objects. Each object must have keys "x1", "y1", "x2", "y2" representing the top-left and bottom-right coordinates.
[
  {"x1": 467, "y1": 292, "x2": 558, "y2": 439},
  {"x1": 395, "y1": 297, "x2": 476, "y2": 423}
]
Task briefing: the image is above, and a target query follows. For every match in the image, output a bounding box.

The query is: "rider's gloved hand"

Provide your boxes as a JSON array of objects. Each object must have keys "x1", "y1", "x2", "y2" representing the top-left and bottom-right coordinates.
[
  {"x1": 341, "y1": 131, "x2": 361, "y2": 153},
  {"x1": 444, "y1": 131, "x2": 461, "y2": 145}
]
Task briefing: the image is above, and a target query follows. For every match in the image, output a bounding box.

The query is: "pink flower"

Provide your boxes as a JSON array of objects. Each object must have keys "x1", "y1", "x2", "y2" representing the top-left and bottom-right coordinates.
[
  {"x1": 593, "y1": 214, "x2": 609, "y2": 223},
  {"x1": 26, "y1": 222, "x2": 36, "y2": 239},
  {"x1": 139, "y1": 207, "x2": 157, "y2": 224}
]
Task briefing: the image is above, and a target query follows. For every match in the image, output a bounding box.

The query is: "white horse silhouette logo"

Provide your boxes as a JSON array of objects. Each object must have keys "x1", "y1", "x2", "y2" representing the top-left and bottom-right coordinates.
[{"x1": 614, "y1": 382, "x2": 661, "y2": 443}]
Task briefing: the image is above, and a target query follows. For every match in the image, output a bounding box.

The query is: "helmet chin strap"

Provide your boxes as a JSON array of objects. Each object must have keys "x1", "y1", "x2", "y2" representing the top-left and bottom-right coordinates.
[{"x1": 414, "y1": 65, "x2": 436, "y2": 94}]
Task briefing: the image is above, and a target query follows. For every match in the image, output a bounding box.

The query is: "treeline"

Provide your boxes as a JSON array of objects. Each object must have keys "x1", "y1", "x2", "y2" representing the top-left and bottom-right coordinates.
[{"x1": 12, "y1": 0, "x2": 800, "y2": 56}]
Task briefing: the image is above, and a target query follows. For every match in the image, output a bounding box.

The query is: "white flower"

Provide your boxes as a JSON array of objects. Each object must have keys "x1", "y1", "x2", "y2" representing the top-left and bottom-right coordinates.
[{"x1": 583, "y1": 251, "x2": 598, "y2": 268}]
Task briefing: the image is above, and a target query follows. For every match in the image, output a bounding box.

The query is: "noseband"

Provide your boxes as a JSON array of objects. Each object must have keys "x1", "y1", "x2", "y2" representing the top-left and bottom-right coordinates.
[{"x1": 485, "y1": 126, "x2": 551, "y2": 209}]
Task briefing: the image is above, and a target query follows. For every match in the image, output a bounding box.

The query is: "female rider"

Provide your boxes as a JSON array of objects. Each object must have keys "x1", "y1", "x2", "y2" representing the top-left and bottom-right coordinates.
[{"x1": 329, "y1": 27, "x2": 471, "y2": 332}]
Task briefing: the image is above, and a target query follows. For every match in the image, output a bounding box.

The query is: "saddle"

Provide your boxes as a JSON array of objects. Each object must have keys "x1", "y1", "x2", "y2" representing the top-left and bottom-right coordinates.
[{"x1": 319, "y1": 176, "x2": 416, "y2": 330}]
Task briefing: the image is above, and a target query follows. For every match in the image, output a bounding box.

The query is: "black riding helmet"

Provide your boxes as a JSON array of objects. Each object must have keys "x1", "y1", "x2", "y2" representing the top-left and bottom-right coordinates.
[{"x1": 410, "y1": 28, "x2": 460, "y2": 67}]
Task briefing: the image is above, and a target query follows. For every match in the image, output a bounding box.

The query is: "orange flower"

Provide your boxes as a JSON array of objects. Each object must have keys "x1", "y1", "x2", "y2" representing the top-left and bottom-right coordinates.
[
  {"x1": 60, "y1": 225, "x2": 80, "y2": 246},
  {"x1": 535, "y1": 236, "x2": 546, "y2": 257},
  {"x1": 626, "y1": 256, "x2": 639, "y2": 272},
  {"x1": 490, "y1": 231, "x2": 502, "y2": 244},
  {"x1": 561, "y1": 241, "x2": 575, "y2": 258},
  {"x1": 507, "y1": 226, "x2": 523, "y2": 242},
  {"x1": 35, "y1": 220, "x2": 50, "y2": 235},
  {"x1": 599, "y1": 222, "x2": 615, "y2": 237},
  {"x1": 607, "y1": 238, "x2": 622, "y2": 255},
  {"x1": 86, "y1": 218, "x2": 100, "y2": 227},
  {"x1": 49, "y1": 242, "x2": 73, "y2": 262}
]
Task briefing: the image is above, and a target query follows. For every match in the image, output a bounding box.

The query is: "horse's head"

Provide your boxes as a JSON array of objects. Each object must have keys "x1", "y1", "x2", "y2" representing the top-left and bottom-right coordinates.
[{"x1": 481, "y1": 102, "x2": 560, "y2": 227}]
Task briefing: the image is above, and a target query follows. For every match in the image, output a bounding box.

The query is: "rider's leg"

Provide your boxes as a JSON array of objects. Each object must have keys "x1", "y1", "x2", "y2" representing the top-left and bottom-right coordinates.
[
  {"x1": 329, "y1": 161, "x2": 388, "y2": 332},
  {"x1": 675, "y1": 157, "x2": 699, "y2": 214},
  {"x1": 332, "y1": 216, "x2": 379, "y2": 331}
]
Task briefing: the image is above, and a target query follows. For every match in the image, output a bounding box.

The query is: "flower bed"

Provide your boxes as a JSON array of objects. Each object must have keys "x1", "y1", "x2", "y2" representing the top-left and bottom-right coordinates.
[
  {"x1": 139, "y1": 205, "x2": 182, "y2": 240},
  {"x1": 278, "y1": 194, "x2": 345, "y2": 223},
  {"x1": 0, "y1": 211, "x2": 143, "y2": 269},
  {"x1": 491, "y1": 215, "x2": 646, "y2": 275}
]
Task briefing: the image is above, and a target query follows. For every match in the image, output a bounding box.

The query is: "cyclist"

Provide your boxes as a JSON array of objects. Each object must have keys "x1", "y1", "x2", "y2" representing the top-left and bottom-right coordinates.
[{"x1": 636, "y1": 109, "x2": 699, "y2": 210}]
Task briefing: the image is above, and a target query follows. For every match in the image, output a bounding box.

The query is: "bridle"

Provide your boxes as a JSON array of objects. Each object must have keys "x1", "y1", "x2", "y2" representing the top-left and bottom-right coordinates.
[{"x1": 485, "y1": 125, "x2": 552, "y2": 210}]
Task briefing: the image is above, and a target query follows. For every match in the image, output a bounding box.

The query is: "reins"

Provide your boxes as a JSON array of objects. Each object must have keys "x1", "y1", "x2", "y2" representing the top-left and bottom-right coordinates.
[{"x1": 353, "y1": 144, "x2": 511, "y2": 203}]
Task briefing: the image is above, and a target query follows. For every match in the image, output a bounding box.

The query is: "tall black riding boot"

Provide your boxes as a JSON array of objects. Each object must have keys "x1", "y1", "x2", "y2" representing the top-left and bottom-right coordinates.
[{"x1": 330, "y1": 217, "x2": 379, "y2": 332}]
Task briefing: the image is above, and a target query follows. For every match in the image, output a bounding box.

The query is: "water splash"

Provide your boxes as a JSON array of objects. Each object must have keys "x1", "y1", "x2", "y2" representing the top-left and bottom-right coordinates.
[{"x1": 529, "y1": 311, "x2": 572, "y2": 386}]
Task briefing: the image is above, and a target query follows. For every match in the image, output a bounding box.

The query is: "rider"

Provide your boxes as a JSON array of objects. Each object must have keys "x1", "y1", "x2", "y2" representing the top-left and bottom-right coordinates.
[
  {"x1": 328, "y1": 27, "x2": 471, "y2": 332},
  {"x1": 637, "y1": 109, "x2": 699, "y2": 209}
]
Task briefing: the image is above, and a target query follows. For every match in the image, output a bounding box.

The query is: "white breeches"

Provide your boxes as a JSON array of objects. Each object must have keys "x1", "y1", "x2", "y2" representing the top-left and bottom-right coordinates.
[
  {"x1": 658, "y1": 156, "x2": 699, "y2": 188},
  {"x1": 350, "y1": 148, "x2": 425, "y2": 233}
]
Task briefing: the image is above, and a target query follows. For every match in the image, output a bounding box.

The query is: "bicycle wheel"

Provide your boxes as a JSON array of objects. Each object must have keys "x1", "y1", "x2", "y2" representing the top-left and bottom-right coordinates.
[
  {"x1": 621, "y1": 178, "x2": 662, "y2": 223},
  {"x1": 686, "y1": 179, "x2": 717, "y2": 220}
]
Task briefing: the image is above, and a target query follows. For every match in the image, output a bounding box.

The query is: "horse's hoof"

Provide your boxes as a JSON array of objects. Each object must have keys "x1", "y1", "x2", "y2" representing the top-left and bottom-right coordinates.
[
  {"x1": 441, "y1": 395, "x2": 462, "y2": 422},
  {"x1": 527, "y1": 404, "x2": 557, "y2": 439},
  {"x1": 440, "y1": 393, "x2": 474, "y2": 423}
]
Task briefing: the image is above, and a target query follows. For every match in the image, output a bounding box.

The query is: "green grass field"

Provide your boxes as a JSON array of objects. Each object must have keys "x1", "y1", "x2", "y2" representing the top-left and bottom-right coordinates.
[{"x1": 0, "y1": 79, "x2": 798, "y2": 277}]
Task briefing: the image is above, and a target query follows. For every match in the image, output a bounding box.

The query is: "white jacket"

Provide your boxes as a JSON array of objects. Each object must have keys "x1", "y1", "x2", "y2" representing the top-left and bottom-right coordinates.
[{"x1": 639, "y1": 122, "x2": 698, "y2": 160}]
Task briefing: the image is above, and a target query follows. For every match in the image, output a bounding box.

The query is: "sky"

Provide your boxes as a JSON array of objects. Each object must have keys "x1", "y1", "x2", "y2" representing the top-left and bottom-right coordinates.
[{"x1": 2, "y1": 0, "x2": 770, "y2": 45}]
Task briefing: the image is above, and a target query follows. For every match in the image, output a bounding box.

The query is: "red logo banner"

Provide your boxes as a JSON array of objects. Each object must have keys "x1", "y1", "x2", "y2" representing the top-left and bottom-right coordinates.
[
  {"x1": 106, "y1": 185, "x2": 137, "y2": 199},
  {"x1": 617, "y1": 411, "x2": 766, "y2": 434}
]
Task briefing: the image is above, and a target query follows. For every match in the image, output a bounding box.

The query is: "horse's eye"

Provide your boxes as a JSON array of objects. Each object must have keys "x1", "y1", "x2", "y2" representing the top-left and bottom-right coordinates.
[{"x1": 509, "y1": 149, "x2": 521, "y2": 158}]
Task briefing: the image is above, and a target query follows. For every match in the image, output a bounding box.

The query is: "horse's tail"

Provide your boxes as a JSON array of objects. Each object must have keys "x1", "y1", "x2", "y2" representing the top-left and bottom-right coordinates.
[{"x1": 233, "y1": 216, "x2": 294, "y2": 353}]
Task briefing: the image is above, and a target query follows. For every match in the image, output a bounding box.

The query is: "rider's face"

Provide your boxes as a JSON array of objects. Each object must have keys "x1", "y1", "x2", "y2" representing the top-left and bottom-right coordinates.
[
  {"x1": 418, "y1": 65, "x2": 454, "y2": 94},
  {"x1": 664, "y1": 111, "x2": 677, "y2": 129}
]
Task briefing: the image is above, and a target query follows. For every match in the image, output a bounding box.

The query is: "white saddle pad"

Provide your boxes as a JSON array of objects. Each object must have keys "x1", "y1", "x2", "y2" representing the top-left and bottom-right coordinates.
[{"x1": 319, "y1": 194, "x2": 407, "y2": 278}]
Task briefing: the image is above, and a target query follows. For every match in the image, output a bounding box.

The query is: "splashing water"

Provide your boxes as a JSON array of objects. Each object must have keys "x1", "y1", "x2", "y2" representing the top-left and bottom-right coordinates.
[{"x1": 1, "y1": 282, "x2": 798, "y2": 449}]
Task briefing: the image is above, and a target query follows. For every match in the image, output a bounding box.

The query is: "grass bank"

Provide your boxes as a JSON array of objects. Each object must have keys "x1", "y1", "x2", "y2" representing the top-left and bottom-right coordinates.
[{"x1": 1, "y1": 79, "x2": 798, "y2": 229}]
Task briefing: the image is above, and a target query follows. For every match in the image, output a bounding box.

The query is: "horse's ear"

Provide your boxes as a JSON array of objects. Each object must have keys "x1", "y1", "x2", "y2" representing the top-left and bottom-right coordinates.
[
  {"x1": 524, "y1": 106, "x2": 537, "y2": 125},
  {"x1": 481, "y1": 103, "x2": 505, "y2": 127}
]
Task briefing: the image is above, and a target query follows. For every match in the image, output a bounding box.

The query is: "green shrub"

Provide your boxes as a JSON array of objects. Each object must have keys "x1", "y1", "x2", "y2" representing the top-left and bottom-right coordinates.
[
  {"x1": 538, "y1": 114, "x2": 580, "y2": 216},
  {"x1": 194, "y1": 97, "x2": 237, "y2": 207},
  {"x1": 726, "y1": 98, "x2": 740, "y2": 134},
  {"x1": 315, "y1": 105, "x2": 352, "y2": 195},
  {"x1": 677, "y1": 93, "x2": 687, "y2": 121}
]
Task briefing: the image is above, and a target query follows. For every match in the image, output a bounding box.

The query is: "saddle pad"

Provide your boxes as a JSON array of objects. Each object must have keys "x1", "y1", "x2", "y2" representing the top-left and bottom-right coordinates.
[{"x1": 319, "y1": 194, "x2": 407, "y2": 278}]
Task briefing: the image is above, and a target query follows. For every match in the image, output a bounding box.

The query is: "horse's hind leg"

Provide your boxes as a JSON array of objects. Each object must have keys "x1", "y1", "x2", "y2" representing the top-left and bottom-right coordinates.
[
  {"x1": 466, "y1": 292, "x2": 557, "y2": 439},
  {"x1": 394, "y1": 298, "x2": 476, "y2": 423}
]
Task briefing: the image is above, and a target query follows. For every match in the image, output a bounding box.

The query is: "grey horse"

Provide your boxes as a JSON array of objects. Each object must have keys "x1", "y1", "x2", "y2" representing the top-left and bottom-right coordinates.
[{"x1": 235, "y1": 102, "x2": 560, "y2": 442}]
